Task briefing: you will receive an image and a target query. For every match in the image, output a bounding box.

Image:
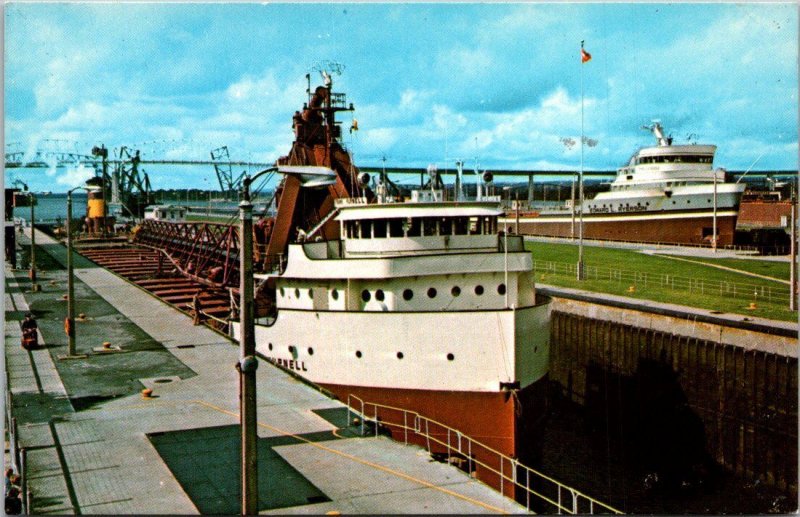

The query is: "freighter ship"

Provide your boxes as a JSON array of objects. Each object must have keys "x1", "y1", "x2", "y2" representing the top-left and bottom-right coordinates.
[
  {"x1": 229, "y1": 74, "x2": 553, "y2": 495},
  {"x1": 508, "y1": 123, "x2": 747, "y2": 246}
]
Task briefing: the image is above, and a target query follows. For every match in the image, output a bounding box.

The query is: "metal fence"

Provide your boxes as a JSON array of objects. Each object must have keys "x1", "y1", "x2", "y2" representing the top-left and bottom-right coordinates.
[
  {"x1": 346, "y1": 395, "x2": 621, "y2": 515},
  {"x1": 533, "y1": 259, "x2": 791, "y2": 304}
]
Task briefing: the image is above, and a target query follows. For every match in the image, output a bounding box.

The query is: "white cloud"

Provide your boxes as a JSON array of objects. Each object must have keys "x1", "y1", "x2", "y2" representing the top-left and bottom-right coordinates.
[{"x1": 56, "y1": 162, "x2": 95, "y2": 188}]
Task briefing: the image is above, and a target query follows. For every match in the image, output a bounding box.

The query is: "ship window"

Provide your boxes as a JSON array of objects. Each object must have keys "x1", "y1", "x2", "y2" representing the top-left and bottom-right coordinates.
[
  {"x1": 407, "y1": 218, "x2": 421, "y2": 237},
  {"x1": 454, "y1": 217, "x2": 469, "y2": 235},
  {"x1": 353, "y1": 221, "x2": 361, "y2": 239},
  {"x1": 308, "y1": 288, "x2": 314, "y2": 298},
  {"x1": 440, "y1": 218, "x2": 452, "y2": 235},
  {"x1": 687, "y1": 200, "x2": 691, "y2": 204},
  {"x1": 331, "y1": 289, "x2": 339, "y2": 300},
  {"x1": 451, "y1": 286, "x2": 461, "y2": 297},
  {"x1": 308, "y1": 347, "x2": 314, "y2": 355},
  {"x1": 468, "y1": 217, "x2": 481, "y2": 235},
  {"x1": 279, "y1": 287, "x2": 285, "y2": 297},
  {"x1": 389, "y1": 219, "x2": 404, "y2": 237},
  {"x1": 355, "y1": 350, "x2": 362, "y2": 358},
  {"x1": 361, "y1": 290, "x2": 371, "y2": 302},
  {"x1": 427, "y1": 287, "x2": 437, "y2": 298},
  {"x1": 447, "y1": 353, "x2": 455, "y2": 361},
  {"x1": 396, "y1": 352, "x2": 404, "y2": 360},
  {"x1": 497, "y1": 284, "x2": 506, "y2": 295},
  {"x1": 268, "y1": 343, "x2": 273, "y2": 351},
  {"x1": 707, "y1": 199, "x2": 711, "y2": 203},
  {"x1": 403, "y1": 289, "x2": 413, "y2": 301},
  {"x1": 375, "y1": 289, "x2": 385, "y2": 302},
  {"x1": 423, "y1": 218, "x2": 436, "y2": 236},
  {"x1": 373, "y1": 220, "x2": 387, "y2": 238},
  {"x1": 474, "y1": 285, "x2": 484, "y2": 296},
  {"x1": 288, "y1": 345, "x2": 295, "y2": 353},
  {"x1": 294, "y1": 288, "x2": 300, "y2": 298}
]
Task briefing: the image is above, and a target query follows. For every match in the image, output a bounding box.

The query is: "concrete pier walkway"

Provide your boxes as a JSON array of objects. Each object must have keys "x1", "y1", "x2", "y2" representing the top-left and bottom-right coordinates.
[{"x1": 4, "y1": 229, "x2": 526, "y2": 514}]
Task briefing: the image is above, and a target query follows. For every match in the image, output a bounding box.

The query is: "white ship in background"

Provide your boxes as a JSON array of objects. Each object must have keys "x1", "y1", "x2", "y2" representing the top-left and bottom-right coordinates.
[{"x1": 512, "y1": 122, "x2": 747, "y2": 246}]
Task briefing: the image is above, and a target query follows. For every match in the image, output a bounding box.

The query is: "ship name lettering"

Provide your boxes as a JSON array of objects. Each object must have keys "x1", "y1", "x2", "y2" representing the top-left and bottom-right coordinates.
[{"x1": 267, "y1": 356, "x2": 308, "y2": 372}]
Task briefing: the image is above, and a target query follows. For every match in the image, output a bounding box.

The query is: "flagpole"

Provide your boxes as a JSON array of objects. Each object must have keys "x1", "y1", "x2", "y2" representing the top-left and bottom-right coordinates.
[{"x1": 577, "y1": 41, "x2": 586, "y2": 281}]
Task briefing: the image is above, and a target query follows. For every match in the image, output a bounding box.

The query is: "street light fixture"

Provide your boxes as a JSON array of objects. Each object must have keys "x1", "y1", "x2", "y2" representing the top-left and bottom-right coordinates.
[{"x1": 59, "y1": 184, "x2": 98, "y2": 360}]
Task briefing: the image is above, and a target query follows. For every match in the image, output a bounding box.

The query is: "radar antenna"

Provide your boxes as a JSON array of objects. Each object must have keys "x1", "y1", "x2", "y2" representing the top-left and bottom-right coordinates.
[{"x1": 312, "y1": 61, "x2": 346, "y2": 87}]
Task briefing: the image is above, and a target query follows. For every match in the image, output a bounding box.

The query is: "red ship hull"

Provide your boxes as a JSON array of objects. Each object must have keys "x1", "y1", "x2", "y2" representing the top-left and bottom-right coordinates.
[
  {"x1": 510, "y1": 211, "x2": 738, "y2": 246},
  {"x1": 319, "y1": 378, "x2": 550, "y2": 499}
]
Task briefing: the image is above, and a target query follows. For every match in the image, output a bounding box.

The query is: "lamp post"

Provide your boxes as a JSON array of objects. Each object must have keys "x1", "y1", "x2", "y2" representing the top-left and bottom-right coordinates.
[
  {"x1": 28, "y1": 190, "x2": 39, "y2": 292},
  {"x1": 238, "y1": 173, "x2": 258, "y2": 516},
  {"x1": 712, "y1": 171, "x2": 718, "y2": 253},
  {"x1": 60, "y1": 185, "x2": 93, "y2": 360},
  {"x1": 790, "y1": 179, "x2": 797, "y2": 311},
  {"x1": 235, "y1": 165, "x2": 333, "y2": 514}
]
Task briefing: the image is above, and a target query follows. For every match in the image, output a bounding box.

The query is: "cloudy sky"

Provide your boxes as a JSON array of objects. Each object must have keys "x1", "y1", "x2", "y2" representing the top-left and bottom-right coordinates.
[{"x1": 4, "y1": 2, "x2": 798, "y2": 191}]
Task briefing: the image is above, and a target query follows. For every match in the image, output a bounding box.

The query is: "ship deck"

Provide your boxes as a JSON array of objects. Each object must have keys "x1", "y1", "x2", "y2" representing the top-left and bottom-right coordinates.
[{"x1": 4, "y1": 227, "x2": 527, "y2": 514}]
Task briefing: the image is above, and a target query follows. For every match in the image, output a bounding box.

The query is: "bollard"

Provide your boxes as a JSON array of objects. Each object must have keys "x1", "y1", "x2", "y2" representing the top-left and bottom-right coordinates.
[{"x1": 141, "y1": 388, "x2": 153, "y2": 399}]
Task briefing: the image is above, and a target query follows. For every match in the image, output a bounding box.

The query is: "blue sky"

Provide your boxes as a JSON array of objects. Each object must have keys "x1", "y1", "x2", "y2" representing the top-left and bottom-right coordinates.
[{"x1": 4, "y1": 2, "x2": 798, "y2": 192}]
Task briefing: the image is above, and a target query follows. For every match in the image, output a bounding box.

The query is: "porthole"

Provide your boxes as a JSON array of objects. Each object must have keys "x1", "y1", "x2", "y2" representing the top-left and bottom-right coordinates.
[
  {"x1": 397, "y1": 352, "x2": 404, "y2": 360},
  {"x1": 279, "y1": 287, "x2": 285, "y2": 297},
  {"x1": 707, "y1": 199, "x2": 711, "y2": 203},
  {"x1": 427, "y1": 287, "x2": 437, "y2": 298},
  {"x1": 375, "y1": 289, "x2": 385, "y2": 302},
  {"x1": 355, "y1": 350, "x2": 362, "y2": 358},
  {"x1": 331, "y1": 289, "x2": 339, "y2": 300},
  {"x1": 294, "y1": 288, "x2": 300, "y2": 298},
  {"x1": 308, "y1": 347, "x2": 314, "y2": 356},
  {"x1": 362, "y1": 290, "x2": 371, "y2": 302},
  {"x1": 288, "y1": 345, "x2": 295, "y2": 353},
  {"x1": 308, "y1": 288, "x2": 314, "y2": 298},
  {"x1": 687, "y1": 200, "x2": 691, "y2": 204},
  {"x1": 268, "y1": 343, "x2": 273, "y2": 351},
  {"x1": 451, "y1": 286, "x2": 461, "y2": 297},
  {"x1": 475, "y1": 285, "x2": 484, "y2": 296},
  {"x1": 447, "y1": 353, "x2": 455, "y2": 361},
  {"x1": 497, "y1": 284, "x2": 506, "y2": 295},
  {"x1": 403, "y1": 289, "x2": 414, "y2": 301}
]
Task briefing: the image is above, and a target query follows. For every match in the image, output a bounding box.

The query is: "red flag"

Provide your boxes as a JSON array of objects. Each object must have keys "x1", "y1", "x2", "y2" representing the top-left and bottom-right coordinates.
[{"x1": 581, "y1": 47, "x2": 592, "y2": 63}]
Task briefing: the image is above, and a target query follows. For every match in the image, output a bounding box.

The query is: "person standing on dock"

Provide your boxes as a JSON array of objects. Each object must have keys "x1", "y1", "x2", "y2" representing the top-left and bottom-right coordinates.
[{"x1": 192, "y1": 292, "x2": 203, "y2": 325}]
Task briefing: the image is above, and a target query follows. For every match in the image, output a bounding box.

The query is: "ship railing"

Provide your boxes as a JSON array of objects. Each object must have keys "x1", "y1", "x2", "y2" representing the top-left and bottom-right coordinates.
[
  {"x1": 532, "y1": 259, "x2": 791, "y2": 304},
  {"x1": 345, "y1": 395, "x2": 621, "y2": 515}
]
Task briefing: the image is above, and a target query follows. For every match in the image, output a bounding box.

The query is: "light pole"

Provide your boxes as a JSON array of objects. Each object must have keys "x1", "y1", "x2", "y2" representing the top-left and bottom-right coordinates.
[
  {"x1": 238, "y1": 173, "x2": 259, "y2": 516},
  {"x1": 790, "y1": 179, "x2": 797, "y2": 311},
  {"x1": 28, "y1": 190, "x2": 39, "y2": 292},
  {"x1": 712, "y1": 171, "x2": 718, "y2": 253},
  {"x1": 235, "y1": 165, "x2": 333, "y2": 514},
  {"x1": 60, "y1": 185, "x2": 94, "y2": 360}
]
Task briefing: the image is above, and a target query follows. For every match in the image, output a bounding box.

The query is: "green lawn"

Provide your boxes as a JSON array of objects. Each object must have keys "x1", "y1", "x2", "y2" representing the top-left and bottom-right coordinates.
[
  {"x1": 662, "y1": 255, "x2": 790, "y2": 281},
  {"x1": 527, "y1": 241, "x2": 796, "y2": 322}
]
